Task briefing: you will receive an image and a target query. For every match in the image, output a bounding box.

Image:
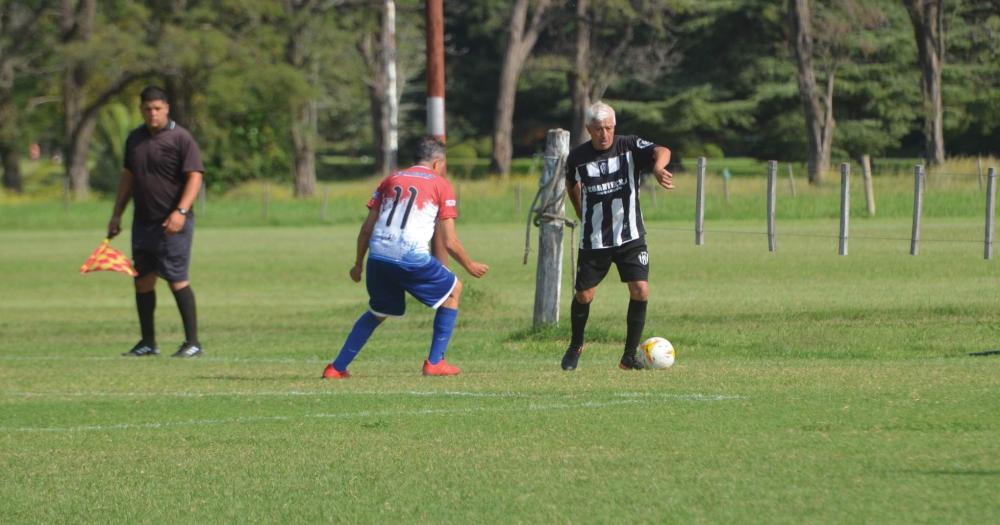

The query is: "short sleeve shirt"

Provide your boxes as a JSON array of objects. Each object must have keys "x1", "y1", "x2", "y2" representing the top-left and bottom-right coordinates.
[
  {"x1": 366, "y1": 165, "x2": 458, "y2": 265},
  {"x1": 565, "y1": 135, "x2": 659, "y2": 250},
  {"x1": 124, "y1": 121, "x2": 204, "y2": 222}
]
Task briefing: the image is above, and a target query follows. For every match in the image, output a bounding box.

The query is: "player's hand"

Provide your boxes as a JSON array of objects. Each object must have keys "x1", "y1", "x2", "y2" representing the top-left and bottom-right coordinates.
[
  {"x1": 654, "y1": 166, "x2": 674, "y2": 190},
  {"x1": 465, "y1": 261, "x2": 489, "y2": 278},
  {"x1": 107, "y1": 215, "x2": 122, "y2": 239},
  {"x1": 349, "y1": 264, "x2": 363, "y2": 282},
  {"x1": 162, "y1": 211, "x2": 185, "y2": 235}
]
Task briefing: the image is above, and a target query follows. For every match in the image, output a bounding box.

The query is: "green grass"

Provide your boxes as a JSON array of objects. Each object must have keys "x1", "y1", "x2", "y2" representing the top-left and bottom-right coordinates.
[{"x1": 1, "y1": 219, "x2": 998, "y2": 523}]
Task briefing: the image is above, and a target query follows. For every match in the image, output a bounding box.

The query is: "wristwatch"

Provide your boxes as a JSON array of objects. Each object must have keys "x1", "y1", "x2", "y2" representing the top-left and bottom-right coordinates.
[{"x1": 177, "y1": 207, "x2": 188, "y2": 216}]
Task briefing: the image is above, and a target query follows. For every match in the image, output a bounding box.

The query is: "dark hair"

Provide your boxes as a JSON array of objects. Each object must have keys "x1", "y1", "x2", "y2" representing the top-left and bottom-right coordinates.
[
  {"x1": 415, "y1": 136, "x2": 446, "y2": 164},
  {"x1": 140, "y1": 86, "x2": 169, "y2": 104}
]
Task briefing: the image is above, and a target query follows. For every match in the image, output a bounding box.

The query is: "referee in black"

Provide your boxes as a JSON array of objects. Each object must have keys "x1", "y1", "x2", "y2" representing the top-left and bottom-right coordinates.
[
  {"x1": 561, "y1": 101, "x2": 673, "y2": 370},
  {"x1": 108, "y1": 86, "x2": 204, "y2": 358}
]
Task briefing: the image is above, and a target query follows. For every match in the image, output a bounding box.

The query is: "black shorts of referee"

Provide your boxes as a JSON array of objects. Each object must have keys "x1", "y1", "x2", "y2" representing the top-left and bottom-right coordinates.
[{"x1": 131, "y1": 216, "x2": 195, "y2": 282}]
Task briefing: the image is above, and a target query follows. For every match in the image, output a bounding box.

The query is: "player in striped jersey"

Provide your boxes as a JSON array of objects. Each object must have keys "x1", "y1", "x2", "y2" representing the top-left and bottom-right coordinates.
[{"x1": 561, "y1": 101, "x2": 673, "y2": 370}]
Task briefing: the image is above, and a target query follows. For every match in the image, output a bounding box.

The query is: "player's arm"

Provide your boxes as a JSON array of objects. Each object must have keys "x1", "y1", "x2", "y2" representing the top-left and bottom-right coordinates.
[
  {"x1": 108, "y1": 168, "x2": 134, "y2": 238},
  {"x1": 437, "y1": 218, "x2": 488, "y2": 278},
  {"x1": 163, "y1": 171, "x2": 203, "y2": 235},
  {"x1": 349, "y1": 205, "x2": 380, "y2": 282},
  {"x1": 431, "y1": 231, "x2": 448, "y2": 265},
  {"x1": 568, "y1": 181, "x2": 583, "y2": 220},
  {"x1": 652, "y1": 146, "x2": 673, "y2": 190}
]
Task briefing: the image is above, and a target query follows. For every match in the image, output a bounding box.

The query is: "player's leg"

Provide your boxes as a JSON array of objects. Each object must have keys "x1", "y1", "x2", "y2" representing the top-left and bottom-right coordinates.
[
  {"x1": 400, "y1": 258, "x2": 461, "y2": 376},
  {"x1": 562, "y1": 249, "x2": 612, "y2": 371},
  {"x1": 425, "y1": 279, "x2": 461, "y2": 374},
  {"x1": 163, "y1": 217, "x2": 201, "y2": 358},
  {"x1": 124, "y1": 221, "x2": 161, "y2": 356},
  {"x1": 615, "y1": 243, "x2": 650, "y2": 370},
  {"x1": 323, "y1": 259, "x2": 401, "y2": 379}
]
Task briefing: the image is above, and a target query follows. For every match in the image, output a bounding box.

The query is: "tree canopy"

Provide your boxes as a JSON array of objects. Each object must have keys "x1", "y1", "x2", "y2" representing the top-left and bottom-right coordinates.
[{"x1": 1, "y1": 0, "x2": 998, "y2": 194}]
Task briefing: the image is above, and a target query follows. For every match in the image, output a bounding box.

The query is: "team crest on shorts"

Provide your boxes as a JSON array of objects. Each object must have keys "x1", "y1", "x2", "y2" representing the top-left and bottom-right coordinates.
[{"x1": 638, "y1": 251, "x2": 649, "y2": 265}]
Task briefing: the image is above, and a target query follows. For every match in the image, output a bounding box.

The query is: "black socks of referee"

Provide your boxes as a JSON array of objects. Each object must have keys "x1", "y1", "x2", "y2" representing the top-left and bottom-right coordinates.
[
  {"x1": 570, "y1": 297, "x2": 590, "y2": 349},
  {"x1": 172, "y1": 286, "x2": 199, "y2": 346},
  {"x1": 136, "y1": 291, "x2": 156, "y2": 345},
  {"x1": 624, "y1": 299, "x2": 648, "y2": 357}
]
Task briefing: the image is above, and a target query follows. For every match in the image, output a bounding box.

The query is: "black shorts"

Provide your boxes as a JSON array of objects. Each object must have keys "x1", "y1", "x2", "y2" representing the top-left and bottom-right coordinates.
[
  {"x1": 575, "y1": 240, "x2": 649, "y2": 291},
  {"x1": 131, "y1": 216, "x2": 195, "y2": 282}
]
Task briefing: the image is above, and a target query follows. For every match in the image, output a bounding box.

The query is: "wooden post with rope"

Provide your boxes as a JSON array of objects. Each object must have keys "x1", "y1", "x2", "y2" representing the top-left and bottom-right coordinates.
[{"x1": 531, "y1": 129, "x2": 571, "y2": 328}]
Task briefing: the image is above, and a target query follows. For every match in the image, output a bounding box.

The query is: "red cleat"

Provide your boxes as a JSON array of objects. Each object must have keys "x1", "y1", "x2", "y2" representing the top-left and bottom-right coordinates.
[
  {"x1": 322, "y1": 364, "x2": 351, "y2": 379},
  {"x1": 422, "y1": 359, "x2": 461, "y2": 376}
]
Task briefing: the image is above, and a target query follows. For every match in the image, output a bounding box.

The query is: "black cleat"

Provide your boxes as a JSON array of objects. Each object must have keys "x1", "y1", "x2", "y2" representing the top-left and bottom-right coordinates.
[
  {"x1": 171, "y1": 342, "x2": 203, "y2": 358},
  {"x1": 122, "y1": 341, "x2": 159, "y2": 357},
  {"x1": 561, "y1": 345, "x2": 584, "y2": 371},
  {"x1": 619, "y1": 350, "x2": 644, "y2": 370}
]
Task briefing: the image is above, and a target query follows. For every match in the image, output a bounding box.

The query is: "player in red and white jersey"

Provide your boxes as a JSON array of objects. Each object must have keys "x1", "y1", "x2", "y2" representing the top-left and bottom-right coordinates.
[
  {"x1": 367, "y1": 164, "x2": 457, "y2": 266},
  {"x1": 322, "y1": 137, "x2": 489, "y2": 379}
]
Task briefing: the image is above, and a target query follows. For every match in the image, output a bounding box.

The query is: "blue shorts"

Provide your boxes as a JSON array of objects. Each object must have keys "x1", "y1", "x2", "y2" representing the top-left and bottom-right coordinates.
[{"x1": 366, "y1": 257, "x2": 457, "y2": 317}]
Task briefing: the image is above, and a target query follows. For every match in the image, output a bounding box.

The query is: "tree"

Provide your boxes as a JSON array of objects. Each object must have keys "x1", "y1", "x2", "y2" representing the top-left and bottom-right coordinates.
[
  {"x1": 567, "y1": 0, "x2": 678, "y2": 146},
  {"x1": 59, "y1": 0, "x2": 150, "y2": 198},
  {"x1": 788, "y1": 0, "x2": 834, "y2": 184},
  {"x1": 903, "y1": 0, "x2": 945, "y2": 165},
  {"x1": 0, "y1": 1, "x2": 55, "y2": 193},
  {"x1": 490, "y1": 0, "x2": 561, "y2": 177}
]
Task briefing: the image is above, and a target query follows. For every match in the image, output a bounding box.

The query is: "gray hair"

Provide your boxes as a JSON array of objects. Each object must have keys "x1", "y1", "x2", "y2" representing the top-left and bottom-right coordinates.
[
  {"x1": 585, "y1": 101, "x2": 616, "y2": 126},
  {"x1": 415, "y1": 136, "x2": 447, "y2": 164}
]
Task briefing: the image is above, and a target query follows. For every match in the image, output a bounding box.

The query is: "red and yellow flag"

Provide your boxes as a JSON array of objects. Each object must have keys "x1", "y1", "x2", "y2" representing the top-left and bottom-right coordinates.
[{"x1": 79, "y1": 239, "x2": 138, "y2": 277}]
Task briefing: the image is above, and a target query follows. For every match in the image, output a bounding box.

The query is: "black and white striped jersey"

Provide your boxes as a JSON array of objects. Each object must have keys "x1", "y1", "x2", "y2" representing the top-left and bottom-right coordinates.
[{"x1": 565, "y1": 135, "x2": 659, "y2": 250}]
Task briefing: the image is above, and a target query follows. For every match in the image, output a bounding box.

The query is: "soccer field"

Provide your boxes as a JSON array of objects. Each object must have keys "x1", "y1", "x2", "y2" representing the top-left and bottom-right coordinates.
[{"x1": 1, "y1": 221, "x2": 998, "y2": 523}]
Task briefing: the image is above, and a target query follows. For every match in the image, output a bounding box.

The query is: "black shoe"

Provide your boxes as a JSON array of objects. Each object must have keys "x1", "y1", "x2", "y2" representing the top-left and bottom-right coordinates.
[
  {"x1": 172, "y1": 342, "x2": 203, "y2": 358},
  {"x1": 619, "y1": 349, "x2": 644, "y2": 370},
  {"x1": 122, "y1": 341, "x2": 159, "y2": 357},
  {"x1": 561, "y1": 345, "x2": 583, "y2": 371}
]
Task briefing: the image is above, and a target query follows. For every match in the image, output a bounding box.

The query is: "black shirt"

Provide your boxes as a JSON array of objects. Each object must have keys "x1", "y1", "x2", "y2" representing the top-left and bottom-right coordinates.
[
  {"x1": 565, "y1": 135, "x2": 658, "y2": 250},
  {"x1": 124, "y1": 121, "x2": 204, "y2": 222}
]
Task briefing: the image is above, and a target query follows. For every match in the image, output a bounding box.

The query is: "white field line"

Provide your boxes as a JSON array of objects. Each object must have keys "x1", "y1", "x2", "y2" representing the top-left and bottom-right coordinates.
[
  {"x1": 0, "y1": 389, "x2": 744, "y2": 402},
  {"x1": 0, "y1": 395, "x2": 741, "y2": 434},
  {"x1": 0, "y1": 355, "x2": 327, "y2": 364}
]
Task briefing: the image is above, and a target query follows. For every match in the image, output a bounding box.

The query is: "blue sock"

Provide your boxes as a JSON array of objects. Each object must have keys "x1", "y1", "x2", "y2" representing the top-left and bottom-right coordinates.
[
  {"x1": 332, "y1": 311, "x2": 382, "y2": 371},
  {"x1": 428, "y1": 307, "x2": 458, "y2": 364}
]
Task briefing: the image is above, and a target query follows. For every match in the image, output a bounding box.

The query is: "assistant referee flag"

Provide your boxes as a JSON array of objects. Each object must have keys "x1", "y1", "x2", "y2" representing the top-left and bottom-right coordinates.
[{"x1": 79, "y1": 239, "x2": 138, "y2": 277}]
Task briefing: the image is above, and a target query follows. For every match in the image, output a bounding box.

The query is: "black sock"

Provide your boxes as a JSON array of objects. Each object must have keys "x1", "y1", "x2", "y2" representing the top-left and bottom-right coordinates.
[
  {"x1": 172, "y1": 286, "x2": 198, "y2": 345},
  {"x1": 570, "y1": 298, "x2": 590, "y2": 349},
  {"x1": 136, "y1": 291, "x2": 156, "y2": 345},
  {"x1": 624, "y1": 299, "x2": 648, "y2": 357}
]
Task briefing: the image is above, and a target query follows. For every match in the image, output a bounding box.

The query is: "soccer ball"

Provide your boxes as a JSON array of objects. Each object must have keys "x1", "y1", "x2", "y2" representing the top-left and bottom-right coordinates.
[{"x1": 639, "y1": 337, "x2": 675, "y2": 369}]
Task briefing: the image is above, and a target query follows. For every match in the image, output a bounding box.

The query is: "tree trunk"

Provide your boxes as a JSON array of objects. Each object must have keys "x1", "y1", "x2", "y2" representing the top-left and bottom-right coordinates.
[
  {"x1": 284, "y1": 4, "x2": 317, "y2": 197},
  {"x1": 904, "y1": 0, "x2": 945, "y2": 166},
  {"x1": 291, "y1": 100, "x2": 317, "y2": 197},
  {"x1": 0, "y1": 142, "x2": 22, "y2": 193},
  {"x1": 66, "y1": 117, "x2": 96, "y2": 200},
  {"x1": 568, "y1": 0, "x2": 591, "y2": 146},
  {"x1": 788, "y1": 0, "x2": 833, "y2": 185},
  {"x1": 359, "y1": 30, "x2": 389, "y2": 178},
  {"x1": 60, "y1": 0, "x2": 96, "y2": 198},
  {"x1": 490, "y1": 0, "x2": 552, "y2": 177}
]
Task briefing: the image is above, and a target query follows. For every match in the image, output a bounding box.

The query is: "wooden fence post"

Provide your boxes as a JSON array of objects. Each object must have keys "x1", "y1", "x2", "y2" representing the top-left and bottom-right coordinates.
[
  {"x1": 767, "y1": 160, "x2": 777, "y2": 252},
  {"x1": 533, "y1": 129, "x2": 570, "y2": 328},
  {"x1": 977, "y1": 156, "x2": 984, "y2": 191},
  {"x1": 862, "y1": 154, "x2": 875, "y2": 216},
  {"x1": 320, "y1": 185, "x2": 330, "y2": 221},
  {"x1": 695, "y1": 157, "x2": 706, "y2": 246},
  {"x1": 910, "y1": 165, "x2": 924, "y2": 256},
  {"x1": 198, "y1": 179, "x2": 206, "y2": 214},
  {"x1": 839, "y1": 163, "x2": 850, "y2": 256},
  {"x1": 985, "y1": 167, "x2": 996, "y2": 260},
  {"x1": 787, "y1": 163, "x2": 796, "y2": 198}
]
